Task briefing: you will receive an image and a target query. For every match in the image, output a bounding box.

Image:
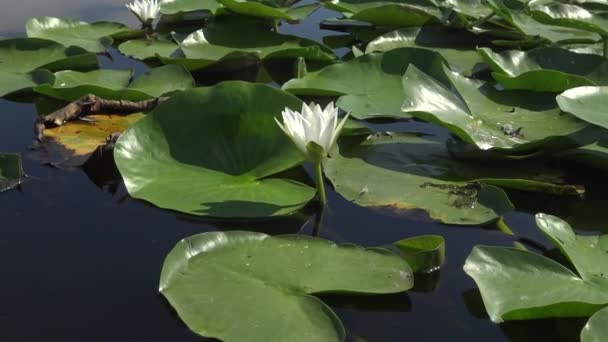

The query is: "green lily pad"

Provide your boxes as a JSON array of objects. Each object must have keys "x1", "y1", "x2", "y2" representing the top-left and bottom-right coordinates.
[
  {"x1": 486, "y1": 0, "x2": 600, "y2": 43},
  {"x1": 401, "y1": 64, "x2": 601, "y2": 152},
  {"x1": 0, "y1": 38, "x2": 97, "y2": 73},
  {"x1": 464, "y1": 213, "x2": 608, "y2": 323},
  {"x1": 118, "y1": 38, "x2": 179, "y2": 61},
  {"x1": 365, "y1": 27, "x2": 485, "y2": 76},
  {"x1": 114, "y1": 82, "x2": 316, "y2": 218},
  {"x1": 531, "y1": 3, "x2": 608, "y2": 36},
  {"x1": 582, "y1": 306, "x2": 608, "y2": 342},
  {"x1": 393, "y1": 235, "x2": 445, "y2": 272},
  {"x1": 324, "y1": 134, "x2": 524, "y2": 225},
  {"x1": 218, "y1": 0, "x2": 319, "y2": 21},
  {"x1": 479, "y1": 47, "x2": 608, "y2": 92},
  {"x1": 557, "y1": 86, "x2": 608, "y2": 129},
  {"x1": 160, "y1": 0, "x2": 224, "y2": 15},
  {"x1": 324, "y1": 0, "x2": 441, "y2": 27},
  {"x1": 26, "y1": 17, "x2": 130, "y2": 53},
  {"x1": 156, "y1": 17, "x2": 335, "y2": 71},
  {"x1": 325, "y1": 132, "x2": 581, "y2": 225},
  {"x1": 0, "y1": 70, "x2": 55, "y2": 97},
  {"x1": 283, "y1": 47, "x2": 449, "y2": 120},
  {"x1": 160, "y1": 231, "x2": 412, "y2": 341},
  {"x1": 441, "y1": 0, "x2": 493, "y2": 20},
  {"x1": 0, "y1": 153, "x2": 24, "y2": 192},
  {"x1": 34, "y1": 64, "x2": 195, "y2": 102}
]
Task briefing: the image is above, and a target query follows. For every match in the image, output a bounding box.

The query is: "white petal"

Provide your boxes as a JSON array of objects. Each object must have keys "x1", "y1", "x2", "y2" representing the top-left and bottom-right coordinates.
[{"x1": 329, "y1": 113, "x2": 350, "y2": 152}]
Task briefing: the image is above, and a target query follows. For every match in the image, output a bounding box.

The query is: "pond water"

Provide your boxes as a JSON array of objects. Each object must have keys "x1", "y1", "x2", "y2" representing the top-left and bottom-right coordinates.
[{"x1": 1, "y1": 1, "x2": 605, "y2": 341}]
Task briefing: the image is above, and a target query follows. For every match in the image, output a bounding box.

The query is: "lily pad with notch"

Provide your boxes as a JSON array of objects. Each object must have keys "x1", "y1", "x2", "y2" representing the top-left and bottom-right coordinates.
[
  {"x1": 160, "y1": 0, "x2": 224, "y2": 15},
  {"x1": 33, "y1": 64, "x2": 195, "y2": 102},
  {"x1": 0, "y1": 38, "x2": 98, "y2": 73},
  {"x1": 0, "y1": 70, "x2": 55, "y2": 97},
  {"x1": 531, "y1": 3, "x2": 608, "y2": 37},
  {"x1": 401, "y1": 64, "x2": 603, "y2": 153},
  {"x1": 485, "y1": 0, "x2": 600, "y2": 44},
  {"x1": 323, "y1": 0, "x2": 441, "y2": 27},
  {"x1": 464, "y1": 213, "x2": 608, "y2": 323},
  {"x1": 156, "y1": 17, "x2": 335, "y2": 71},
  {"x1": 283, "y1": 47, "x2": 450, "y2": 120},
  {"x1": 479, "y1": 47, "x2": 608, "y2": 92},
  {"x1": 365, "y1": 27, "x2": 486, "y2": 76},
  {"x1": 114, "y1": 81, "x2": 317, "y2": 218},
  {"x1": 324, "y1": 132, "x2": 581, "y2": 225},
  {"x1": 217, "y1": 0, "x2": 320, "y2": 21},
  {"x1": 160, "y1": 231, "x2": 413, "y2": 341},
  {"x1": 26, "y1": 17, "x2": 131, "y2": 53}
]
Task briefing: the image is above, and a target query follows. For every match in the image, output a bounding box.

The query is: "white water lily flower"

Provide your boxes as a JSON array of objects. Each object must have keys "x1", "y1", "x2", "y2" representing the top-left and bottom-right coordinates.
[
  {"x1": 275, "y1": 102, "x2": 349, "y2": 160},
  {"x1": 126, "y1": 0, "x2": 161, "y2": 25}
]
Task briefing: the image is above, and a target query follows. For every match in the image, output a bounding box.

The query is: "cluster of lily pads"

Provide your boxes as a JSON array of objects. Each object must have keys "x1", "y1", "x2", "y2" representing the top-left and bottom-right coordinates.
[{"x1": 2, "y1": 0, "x2": 608, "y2": 340}]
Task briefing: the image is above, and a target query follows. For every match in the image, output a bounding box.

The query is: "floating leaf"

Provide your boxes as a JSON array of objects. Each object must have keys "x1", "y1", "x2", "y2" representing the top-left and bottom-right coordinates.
[
  {"x1": 401, "y1": 64, "x2": 601, "y2": 152},
  {"x1": 26, "y1": 17, "x2": 130, "y2": 52},
  {"x1": 393, "y1": 235, "x2": 445, "y2": 272},
  {"x1": 486, "y1": 0, "x2": 600, "y2": 43},
  {"x1": 153, "y1": 17, "x2": 335, "y2": 71},
  {"x1": 218, "y1": 0, "x2": 319, "y2": 21},
  {"x1": 0, "y1": 38, "x2": 97, "y2": 73},
  {"x1": 283, "y1": 47, "x2": 449, "y2": 120},
  {"x1": 0, "y1": 70, "x2": 54, "y2": 97},
  {"x1": 34, "y1": 64, "x2": 194, "y2": 102},
  {"x1": 365, "y1": 27, "x2": 485, "y2": 76},
  {"x1": 160, "y1": 0, "x2": 223, "y2": 15},
  {"x1": 557, "y1": 86, "x2": 608, "y2": 129},
  {"x1": 0, "y1": 153, "x2": 24, "y2": 192},
  {"x1": 324, "y1": 132, "x2": 580, "y2": 225},
  {"x1": 441, "y1": 0, "x2": 493, "y2": 20},
  {"x1": 160, "y1": 231, "x2": 412, "y2": 341},
  {"x1": 114, "y1": 82, "x2": 316, "y2": 218},
  {"x1": 464, "y1": 213, "x2": 608, "y2": 323},
  {"x1": 118, "y1": 38, "x2": 178, "y2": 61},
  {"x1": 531, "y1": 3, "x2": 608, "y2": 36},
  {"x1": 32, "y1": 113, "x2": 145, "y2": 167},
  {"x1": 479, "y1": 47, "x2": 608, "y2": 92},
  {"x1": 582, "y1": 306, "x2": 608, "y2": 342},
  {"x1": 324, "y1": 0, "x2": 441, "y2": 27}
]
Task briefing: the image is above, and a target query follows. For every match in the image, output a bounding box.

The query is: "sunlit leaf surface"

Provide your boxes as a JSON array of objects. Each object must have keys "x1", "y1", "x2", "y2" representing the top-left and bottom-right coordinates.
[
  {"x1": 114, "y1": 82, "x2": 316, "y2": 218},
  {"x1": 160, "y1": 231, "x2": 412, "y2": 341},
  {"x1": 465, "y1": 214, "x2": 608, "y2": 323}
]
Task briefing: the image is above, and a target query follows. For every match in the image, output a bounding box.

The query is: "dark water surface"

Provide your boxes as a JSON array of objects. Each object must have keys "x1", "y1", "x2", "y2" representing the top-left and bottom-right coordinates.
[{"x1": 0, "y1": 1, "x2": 600, "y2": 341}]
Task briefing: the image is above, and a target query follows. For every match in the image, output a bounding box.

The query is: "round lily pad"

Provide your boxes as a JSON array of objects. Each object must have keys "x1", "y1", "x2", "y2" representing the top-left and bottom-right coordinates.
[
  {"x1": 114, "y1": 81, "x2": 316, "y2": 218},
  {"x1": 160, "y1": 231, "x2": 413, "y2": 341}
]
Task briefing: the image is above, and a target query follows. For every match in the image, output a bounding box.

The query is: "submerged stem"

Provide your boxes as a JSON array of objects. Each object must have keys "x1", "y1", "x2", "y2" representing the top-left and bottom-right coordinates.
[
  {"x1": 496, "y1": 217, "x2": 528, "y2": 251},
  {"x1": 311, "y1": 205, "x2": 325, "y2": 237},
  {"x1": 603, "y1": 36, "x2": 608, "y2": 58},
  {"x1": 273, "y1": 19, "x2": 279, "y2": 33},
  {"x1": 313, "y1": 161, "x2": 327, "y2": 206},
  {"x1": 496, "y1": 217, "x2": 514, "y2": 236}
]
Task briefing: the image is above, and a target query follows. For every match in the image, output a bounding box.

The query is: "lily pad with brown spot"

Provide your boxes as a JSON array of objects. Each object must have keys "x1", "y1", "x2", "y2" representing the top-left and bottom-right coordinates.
[{"x1": 30, "y1": 113, "x2": 144, "y2": 167}]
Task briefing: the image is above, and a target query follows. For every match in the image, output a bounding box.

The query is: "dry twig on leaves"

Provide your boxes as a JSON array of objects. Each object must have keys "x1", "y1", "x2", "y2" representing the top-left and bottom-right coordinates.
[{"x1": 34, "y1": 94, "x2": 167, "y2": 141}]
